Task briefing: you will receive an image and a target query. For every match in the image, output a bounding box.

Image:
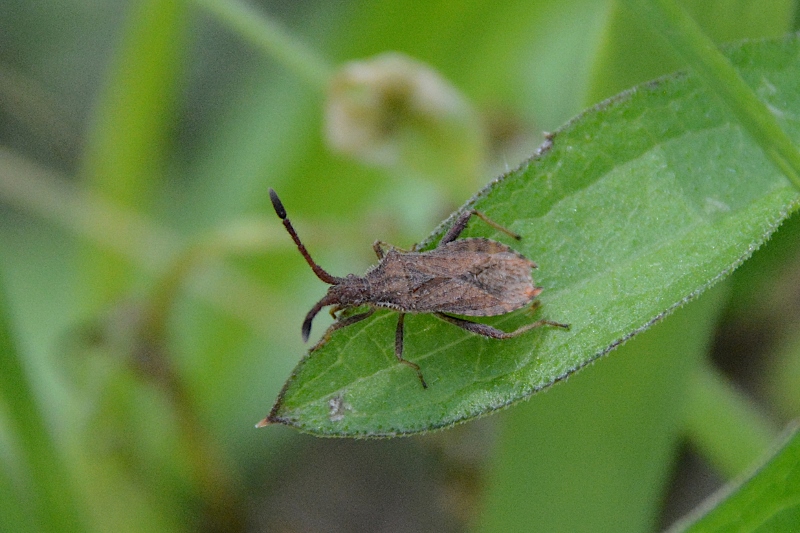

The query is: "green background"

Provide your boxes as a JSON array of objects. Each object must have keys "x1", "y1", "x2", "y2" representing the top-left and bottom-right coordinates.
[{"x1": 1, "y1": 0, "x2": 799, "y2": 531}]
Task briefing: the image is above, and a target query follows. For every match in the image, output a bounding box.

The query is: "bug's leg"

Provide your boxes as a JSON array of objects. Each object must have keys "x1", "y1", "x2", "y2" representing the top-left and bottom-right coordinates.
[
  {"x1": 524, "y1": 299, "x2": 542, "y2": 316},
  {"x1": 471, "y1": 211, "x2": 521, "y2": 240},
  {"x1": 439, "y1": 211, "x2": 474, "y2": 245},
  {"x1": 439, "y1": 210, "x2": 521, "y2": 246},
  {"x1": 435, "y1": 312, "x2": 569, "y2": 339},
  {"x1": 373, "y1": 241, "x2": 390, "y2": 259},
  {"x1": 311, "y1": 308, "x2": 376, "y2": 351},
  {"x1": 328, "y1": 305, "x2": 342, "y2": 319},
  {"x1": 374, "y1": 240, "x2": 413, "y2": 258},
  {"x1": 332, "y1": 308, "x2": 376, "y2": 332},
  {"x1": 395, "y1": 313, "x2": 427, "y2": 389}
]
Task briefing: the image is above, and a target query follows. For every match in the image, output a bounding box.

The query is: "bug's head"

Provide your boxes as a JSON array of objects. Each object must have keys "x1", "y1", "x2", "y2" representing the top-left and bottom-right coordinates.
[{"x1": 301, "y1": 275, "x2": 369, "y2": 342}]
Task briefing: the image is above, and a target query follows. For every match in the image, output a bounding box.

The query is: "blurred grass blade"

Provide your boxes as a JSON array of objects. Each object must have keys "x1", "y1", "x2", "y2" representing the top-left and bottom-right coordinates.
[
  {"x1": 684, "y1": 362, "x2": 779, "y2": 480},
  {"x1": 587, "y1": 0, "x2": 795, "y2": 103},
  {"x1": 670, "y1": 426, "x2": 800, "y2": 532},
  {"x1": 263, "y1": 35, "x2": 800, "y2": 437},
  {"x1": 0, "y1": 273, "x2": 86, "y2": 531},
  {"x1": 79, "y1": 0, "x2": 190, "y2": 303},
  {"x1": 194, "y1": 0, "x2": 333, "y2": 90},
  {"x1": 622, "y1": 0, "x2": 800, "y2": 189}
]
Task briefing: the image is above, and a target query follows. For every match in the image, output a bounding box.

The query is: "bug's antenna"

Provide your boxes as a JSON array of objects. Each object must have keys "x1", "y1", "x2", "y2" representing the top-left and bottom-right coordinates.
[{"x1": 270, "y1": 189, "x2": 341, "y2": 285}]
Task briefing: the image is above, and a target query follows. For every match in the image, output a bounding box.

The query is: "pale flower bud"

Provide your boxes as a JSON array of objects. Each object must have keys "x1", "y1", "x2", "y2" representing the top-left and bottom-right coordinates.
[{"x1": 325, "y1": 53, "x2": 486, "y2": 193}]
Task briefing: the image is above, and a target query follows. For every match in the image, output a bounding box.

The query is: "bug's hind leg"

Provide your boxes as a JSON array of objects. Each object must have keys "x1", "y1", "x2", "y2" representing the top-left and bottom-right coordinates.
[
  {"x1": 524, "y1": 299, "x2": 543, "y2": 316},
  {"x1": 395, "y1": 313, "x2": 427, "y2": 388},
  {"x1": 440, "y1": 210, "x2": 521, "y2": 245},
  {"x1": 435, "y1": 312, "x2": 569, "y2": 339}
]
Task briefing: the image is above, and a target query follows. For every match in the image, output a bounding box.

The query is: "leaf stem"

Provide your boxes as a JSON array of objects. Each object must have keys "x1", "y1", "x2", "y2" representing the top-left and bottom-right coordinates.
[
  {"x1": 193, "y1": 0, "x2": 334, "y2": 91},
  {"x1": 683, "y1": 362, "x2": 779, "y2": 480},
  {"x1": 622, "y1": 0, "x2": 800, "y2": 191}
]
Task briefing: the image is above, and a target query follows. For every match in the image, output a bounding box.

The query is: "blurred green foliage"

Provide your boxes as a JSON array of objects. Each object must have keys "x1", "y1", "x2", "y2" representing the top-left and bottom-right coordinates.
[
  {"x1": 676, "y1": 427, "x2": 800, "y2": 532},
  {"x1": 1, "y1": 0, "x2": 799, "y2": 531}
]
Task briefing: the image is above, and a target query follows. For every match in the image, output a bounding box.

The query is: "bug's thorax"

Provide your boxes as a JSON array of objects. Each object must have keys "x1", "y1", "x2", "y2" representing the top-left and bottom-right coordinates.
[{"x1": 326, "y1": 273, "x2": 371, "y2": 307}]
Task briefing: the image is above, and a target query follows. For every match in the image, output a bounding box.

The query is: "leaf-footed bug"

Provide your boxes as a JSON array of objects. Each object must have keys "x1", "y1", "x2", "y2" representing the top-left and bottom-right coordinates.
[{"x1": 269, "y1": 188, "x2": 568, "y2": 388}]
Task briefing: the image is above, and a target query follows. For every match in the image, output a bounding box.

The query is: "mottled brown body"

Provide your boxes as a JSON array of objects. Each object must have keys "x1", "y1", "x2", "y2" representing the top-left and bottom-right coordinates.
[
  {"x1": 366, "y1": 239, "x2": 539, "y2": 315},
  {"x1": 269, "y1": 188, "x2": 567, "y2": 388}
]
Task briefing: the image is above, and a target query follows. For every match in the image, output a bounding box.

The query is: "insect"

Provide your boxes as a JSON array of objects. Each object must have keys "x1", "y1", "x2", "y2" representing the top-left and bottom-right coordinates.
[{"x1": 269, "y1": 188, "x2": 568, "y2": 388}]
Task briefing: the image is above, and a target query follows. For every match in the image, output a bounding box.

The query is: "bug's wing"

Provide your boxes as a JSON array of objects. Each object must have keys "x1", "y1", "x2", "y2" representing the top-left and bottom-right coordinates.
[{"x1": 403, "y1": 238, "x2": 539, "y2": 316}]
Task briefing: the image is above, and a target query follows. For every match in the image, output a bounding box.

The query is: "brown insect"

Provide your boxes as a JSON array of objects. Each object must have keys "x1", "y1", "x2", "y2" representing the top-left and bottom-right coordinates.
[{"x1": 270, "y1": 188, "x2": 568, "y2": 388}]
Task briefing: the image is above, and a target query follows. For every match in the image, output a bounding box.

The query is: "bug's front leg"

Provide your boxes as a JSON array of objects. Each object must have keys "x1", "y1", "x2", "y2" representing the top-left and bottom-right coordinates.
[
  {"x1": 311, "y1": 308, "x2": 376, "y2": 351},
  {"x1": 395, "y1": 313, "x2": 428, "y2": 389},
  {"x1": 435, "y1": 312, "x2": 569, "y2": 339}
]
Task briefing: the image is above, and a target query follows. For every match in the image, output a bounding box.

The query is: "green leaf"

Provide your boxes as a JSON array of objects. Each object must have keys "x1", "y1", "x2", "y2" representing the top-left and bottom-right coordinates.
[
  {"x1": 622, "y1": 0, "x2": 800, "y2": 188},
  {"x1": 587, "y1": 0, "x2": 795, "y2": 103},
  {"x1": 672, "y1": 427, "x2": 800, "y2": 532},
  {"x1": 263, "y1": 35, "x2": 800, "y2": 437}
]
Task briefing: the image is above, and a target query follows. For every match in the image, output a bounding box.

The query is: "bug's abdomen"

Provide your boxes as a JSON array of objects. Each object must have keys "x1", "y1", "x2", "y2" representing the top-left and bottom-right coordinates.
[{"x1": 368, "y1": 239, "x2": 540, "y2": 316}]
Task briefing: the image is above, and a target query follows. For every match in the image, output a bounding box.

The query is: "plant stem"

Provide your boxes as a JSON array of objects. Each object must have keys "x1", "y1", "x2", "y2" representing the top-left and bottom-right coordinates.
[
  {"x1": 622, "y1": 0, "x2": 800, "y2": 191},
  {"x1": 684, "y1": 363, "x2": 778, "y2": 479},
  {"x1": 194, "y1": 0, "x2": 334, "y2": 91}
]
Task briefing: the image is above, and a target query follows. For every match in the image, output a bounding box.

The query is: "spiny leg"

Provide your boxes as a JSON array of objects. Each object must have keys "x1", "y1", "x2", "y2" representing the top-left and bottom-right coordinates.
[
  {"x1": 332, "y1": 308, "x2": 376, "y2": 333},
  {"x1": 311, "y1": 308, "x2": 375, "y2": 351},
  {"x1": 435, "y1": 312, "x2": 569, "y2": 339},
  {"x1": 395, "y1": 313, "x2": 428, "y2": 389},
  {"x1": 440, "y1": 210, "x2": 521, "y2": 245},
  {"x1": 373, "y1": 241, "x2": 387, "y2": 259},
  {"x1": 373, "y1": 241, "x2": 412, "y2": 259}
]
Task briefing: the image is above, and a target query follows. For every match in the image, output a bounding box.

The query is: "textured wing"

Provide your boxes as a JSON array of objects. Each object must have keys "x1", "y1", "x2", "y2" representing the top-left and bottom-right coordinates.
[{"x1": 368, "y1": 238, "x2": 539, "y2": 316}]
